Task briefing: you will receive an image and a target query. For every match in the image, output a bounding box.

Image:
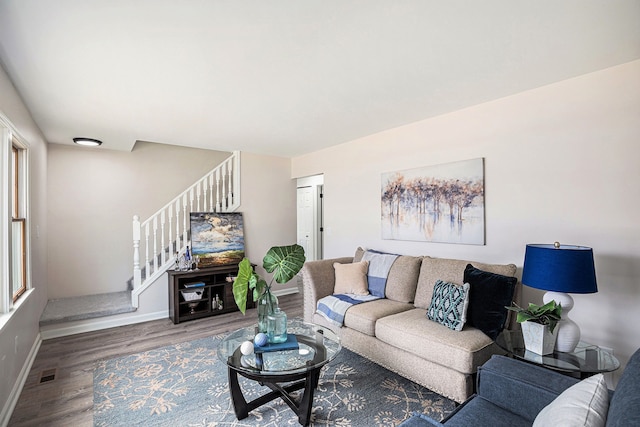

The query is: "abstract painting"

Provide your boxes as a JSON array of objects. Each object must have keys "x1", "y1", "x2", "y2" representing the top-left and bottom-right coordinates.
[
  {"x1": 190, "y1": 212, "x2": 245, "y2": 266},
  {"x1": 381, "y1": 158, "x2": 485, "y2": 245}
]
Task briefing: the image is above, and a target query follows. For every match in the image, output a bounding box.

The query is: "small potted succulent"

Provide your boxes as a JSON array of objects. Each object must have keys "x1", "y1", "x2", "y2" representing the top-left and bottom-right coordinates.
[
  {"x1": 232, "y1": 244, "x2": 305, "y2": 332},
  {"x1": 505, "y1": 301, "x2": 562, "y2": 355}
]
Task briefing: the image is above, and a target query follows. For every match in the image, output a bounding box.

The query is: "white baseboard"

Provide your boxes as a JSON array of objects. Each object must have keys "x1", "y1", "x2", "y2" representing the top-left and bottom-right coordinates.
[
  {"x1": 0, "y1": 333, "x2": 41, "y2": 427},
  {"x1": 40, "y1": 310, "x2": 169, "y2": 340},
  {"x1": 273, "y1": 287, "x2": 300, "y2": 297},
  {"x1": 40, "y1": 288, "x2": 299, "y2": 340}
]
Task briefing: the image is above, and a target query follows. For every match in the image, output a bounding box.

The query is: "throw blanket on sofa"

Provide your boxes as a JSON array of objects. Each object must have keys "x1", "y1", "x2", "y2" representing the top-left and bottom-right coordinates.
[
  {"x1": 316, "y1": 293, "x2": 381, "y2": 327},
  {"x1": 361, "y1": 250, "x2": 399, "y2": 297},
  {"x1": 317, "y1": 250, "x2": 399, "y2": 327}
]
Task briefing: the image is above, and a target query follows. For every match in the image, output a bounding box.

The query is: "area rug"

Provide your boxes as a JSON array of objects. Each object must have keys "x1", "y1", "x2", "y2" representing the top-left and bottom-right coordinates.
[{"x1": 94, "y1": 334, "x2": 455, "y2": 426}]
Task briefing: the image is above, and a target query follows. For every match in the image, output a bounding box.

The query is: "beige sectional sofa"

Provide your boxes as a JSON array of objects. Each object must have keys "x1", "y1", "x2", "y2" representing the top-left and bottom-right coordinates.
[{"x1": 301, "y1": 248, "x2": 520, "y2": 403}]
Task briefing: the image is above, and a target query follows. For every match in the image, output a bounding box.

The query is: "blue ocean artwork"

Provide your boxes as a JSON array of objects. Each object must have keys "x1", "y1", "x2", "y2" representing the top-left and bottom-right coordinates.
[{"x1": 190, "y1": 213, "x2": 245, "y2": 257}]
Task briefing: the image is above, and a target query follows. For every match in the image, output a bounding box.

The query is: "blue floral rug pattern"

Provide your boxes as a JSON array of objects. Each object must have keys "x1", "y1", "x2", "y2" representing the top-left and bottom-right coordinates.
[{"x1": 94, "y1": 334, "x2": 455, "y2": 426}]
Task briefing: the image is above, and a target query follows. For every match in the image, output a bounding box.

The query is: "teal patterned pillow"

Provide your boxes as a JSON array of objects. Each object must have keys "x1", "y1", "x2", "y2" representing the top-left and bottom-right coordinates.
[{"x1": 427, "y1": 280, "x2": 470, "y2": 331}]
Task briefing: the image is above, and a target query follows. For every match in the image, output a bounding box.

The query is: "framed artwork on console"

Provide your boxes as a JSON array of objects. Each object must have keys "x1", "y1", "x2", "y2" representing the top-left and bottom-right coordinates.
[
  {"x1": 381, "y1": 158, "x2": 485, "y2": 245},
  {"x1": 190, "y1": 212, "x2": 245, "y2": 266}
]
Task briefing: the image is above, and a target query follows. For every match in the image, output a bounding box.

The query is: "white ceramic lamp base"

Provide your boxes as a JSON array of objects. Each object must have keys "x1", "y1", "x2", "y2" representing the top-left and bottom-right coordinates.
[{"x1": 543, "y1": 291, "x2": 580, "y2": 353}]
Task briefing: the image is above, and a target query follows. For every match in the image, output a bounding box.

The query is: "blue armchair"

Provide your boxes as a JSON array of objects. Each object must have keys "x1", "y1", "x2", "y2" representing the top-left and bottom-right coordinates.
[{"x1": 400, "y1": 348, "x2": 640, "y2": 427}]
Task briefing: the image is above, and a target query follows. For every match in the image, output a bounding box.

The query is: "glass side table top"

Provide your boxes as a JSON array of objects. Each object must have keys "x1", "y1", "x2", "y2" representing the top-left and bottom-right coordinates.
[
  {"x1": 218, "y1": 319, "x2": 341, "y2": 376},
  {"x1": 496, "y1": 329, "x2": 620, "y2": 374}
]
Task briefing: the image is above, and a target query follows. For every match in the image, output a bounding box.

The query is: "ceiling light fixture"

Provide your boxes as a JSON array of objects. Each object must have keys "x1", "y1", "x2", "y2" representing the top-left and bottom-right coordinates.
[{"x1": 73, "y1": 137, "x2": 103, "y2": 147}]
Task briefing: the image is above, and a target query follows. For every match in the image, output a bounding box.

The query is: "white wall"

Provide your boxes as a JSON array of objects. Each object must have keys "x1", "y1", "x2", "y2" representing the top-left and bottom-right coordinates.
[
  {"x1": 292, "y1": 60, "x2": 640, "y2": 385},
  {"x1": 237, "y1": 152, "x2": 298, "y2": 292},
  {"x1": 0, "y1": 65, "x2": 48, "y2": 423},
  {"x1": 47, "y1": 142, "x2": 232, "y2": 298}
]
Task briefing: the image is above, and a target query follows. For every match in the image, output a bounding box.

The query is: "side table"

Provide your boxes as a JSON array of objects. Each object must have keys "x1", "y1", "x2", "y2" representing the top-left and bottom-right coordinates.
[{"x1": 495, "y1": 329, "x2": 619, "y2": 379}]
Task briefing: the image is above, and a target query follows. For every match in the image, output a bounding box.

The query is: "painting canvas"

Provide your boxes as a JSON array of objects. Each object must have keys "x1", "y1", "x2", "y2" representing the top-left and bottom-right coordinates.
[
  {"x1": 190, "y1": 212, "x2": 245, "y2": 266},
  {"x1": 381, "y1": 158, "x2": 485, "y2": 245}
]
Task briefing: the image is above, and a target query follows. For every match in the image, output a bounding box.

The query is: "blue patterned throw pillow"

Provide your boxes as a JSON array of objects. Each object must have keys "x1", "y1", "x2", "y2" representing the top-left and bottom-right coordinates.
[{"x1": 427, "y1": 280, "x2": 470, "y2": 331}]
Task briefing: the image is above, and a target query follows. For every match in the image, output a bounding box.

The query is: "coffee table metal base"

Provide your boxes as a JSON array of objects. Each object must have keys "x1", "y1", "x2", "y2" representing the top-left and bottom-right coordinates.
[{"x1": 228, "y1": 364, "x2": 322, "y2": 426}]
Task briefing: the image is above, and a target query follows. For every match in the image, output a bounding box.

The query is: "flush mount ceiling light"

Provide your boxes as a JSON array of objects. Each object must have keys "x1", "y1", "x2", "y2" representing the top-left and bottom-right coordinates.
[{"x1": 73, "y1": 137, "x2": 103, "y2": 147}]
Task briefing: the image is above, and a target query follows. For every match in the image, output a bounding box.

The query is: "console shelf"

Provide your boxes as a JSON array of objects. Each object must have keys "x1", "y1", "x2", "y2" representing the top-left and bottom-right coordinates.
[{"x1": 168, "y1": 264, "x2": 255, "y2": 324}]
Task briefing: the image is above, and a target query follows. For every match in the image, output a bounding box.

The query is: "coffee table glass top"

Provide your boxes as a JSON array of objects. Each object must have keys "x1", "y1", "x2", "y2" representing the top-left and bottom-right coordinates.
[
  {"x1": 218, "y1": 320, "x2": 341, "y2": 376},
  {"x1": 496, "y1": 330, "x2": 620, "y2": 374}
]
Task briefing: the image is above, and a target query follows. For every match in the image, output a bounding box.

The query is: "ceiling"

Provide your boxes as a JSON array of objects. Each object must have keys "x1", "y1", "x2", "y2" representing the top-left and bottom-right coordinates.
[{"x1": 1, "y1": 1, "x2": 639, "y2": 157}]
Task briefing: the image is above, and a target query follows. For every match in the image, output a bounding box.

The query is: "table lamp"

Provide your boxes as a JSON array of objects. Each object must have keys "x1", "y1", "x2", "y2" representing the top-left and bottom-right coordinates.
[{"x1": 521, "y1": 242, "x2": 598, "y2": 353}]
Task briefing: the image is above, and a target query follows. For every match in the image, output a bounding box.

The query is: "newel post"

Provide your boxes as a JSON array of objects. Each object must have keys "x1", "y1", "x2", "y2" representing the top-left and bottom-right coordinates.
[{"x1": 132, "y1": 215, "x2": 142, "y2": 290}]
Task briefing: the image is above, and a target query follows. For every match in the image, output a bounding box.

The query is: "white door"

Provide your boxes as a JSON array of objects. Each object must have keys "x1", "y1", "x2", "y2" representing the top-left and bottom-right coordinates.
[{"x1": 297, "y1": 186, "x2": 318, "y2": 261}]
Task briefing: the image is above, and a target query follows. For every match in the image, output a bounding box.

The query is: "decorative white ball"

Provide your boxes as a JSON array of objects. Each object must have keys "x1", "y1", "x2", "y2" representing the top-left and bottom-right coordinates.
[
  {"x1": 254, "y1": 333, "x2": 268, "y2": 347},
  {"x1": 240, "y1": 340, "x2": 254, "y2": 355}
]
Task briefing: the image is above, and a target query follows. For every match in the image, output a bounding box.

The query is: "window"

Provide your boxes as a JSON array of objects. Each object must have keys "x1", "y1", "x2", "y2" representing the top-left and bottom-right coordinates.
[
  {"x1": 0, "y1": 115, "x2": 30, "y2": 314},
  {"x1": 11, "y1": 144, "x2": 27, "y2": 301}
]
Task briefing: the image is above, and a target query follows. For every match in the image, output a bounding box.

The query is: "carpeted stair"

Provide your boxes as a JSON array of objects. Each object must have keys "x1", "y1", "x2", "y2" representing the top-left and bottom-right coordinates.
[{"x1": 39, "y1": 291, "x2": 136, "y2": 326}]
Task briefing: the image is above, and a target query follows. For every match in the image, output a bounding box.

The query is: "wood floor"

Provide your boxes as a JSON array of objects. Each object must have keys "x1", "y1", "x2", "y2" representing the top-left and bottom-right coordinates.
[{"x1": 8, "y1": 292, "x2": 304, "y2": 426}]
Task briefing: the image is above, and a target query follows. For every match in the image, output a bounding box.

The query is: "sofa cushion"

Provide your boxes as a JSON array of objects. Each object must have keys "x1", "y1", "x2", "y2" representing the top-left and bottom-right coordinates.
[
  {"x1": 427, "y1": 280, "x2": 470, "y2": 332},
  {"x1": 386, "y1": 255, "x2": 423, "y2": 303},
  {"x1": 533, "y1": 374, "x2": 609, "y2": 427},
  {"x1": 478, "y1": 355, "x2": 579, "y2": 421},
  {"x1": 344, "y1": 299, "x2": 414, "y2": 336},
  {"x1": 376, "y1": 308, "x2": 495, "y2": 374},
  {"x1": 441, "y1": 396, "x2": 531, "y2": 427},
  {"x1": 414, "y1": 257, "x2": 517, "y2": 310},
  {"x1": 333, "y1": 261, "x2": 370, "y2": 295},
  {"x1": 464, "y1": 264, "x2": 517, "y2": 340}
]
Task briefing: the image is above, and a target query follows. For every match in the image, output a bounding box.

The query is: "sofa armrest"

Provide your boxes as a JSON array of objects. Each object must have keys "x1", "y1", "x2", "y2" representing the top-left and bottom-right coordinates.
[
  {"x1": 301, "y1": 257, "x2": 353, "y2": 322},
  {"x1": 477, "y1": 355, "x2": 579, "y2": 421},
  {"x1": 398, "y1": 413, "x2": 444, "y2": 427}
]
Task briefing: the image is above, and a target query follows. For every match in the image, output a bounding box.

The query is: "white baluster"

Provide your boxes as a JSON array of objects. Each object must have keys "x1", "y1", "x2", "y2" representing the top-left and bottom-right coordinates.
[
  {"x1": 168, "y1": 207, "x2": 174, "y2": 255},
  {"x1": 175, "y1": 199, "x2": 182, "y2": 252},
  {"x1": 227, "y1": 158, "x2": 234, "y2": 208},
  {"x1": 160, "y1": 210, "x2": 166, "y2": 265},
  {"x1": 152, "y1": 216, "x2": 158, "y2": 273},
  {"x1": 209, "y1": 173, "x2": 215, "y2": 212},
  {"x1": 202, "y1": 178, "x2": 209, "y2": 212},
  {"x1": 196, "y1": 181, "x2": 202, "y2": 212},
  {"x1": 182, "y1": 194, "x2": 188, "y2": 246},
  {"x1": 132, "y1": 215, "x2": 141, "y2": 289},
  {"x1": 215, "y1": 168, "x2": 221, "y2": 212},
  {"x1": 220, "y1": 162, "x2": 228, "y2": 211},
  {"x1": 144, "y1": 222, "x2": 151, "y2": 279},
  {"x1": 189, "y1": 187, "x2": 195, "y2": 213}
]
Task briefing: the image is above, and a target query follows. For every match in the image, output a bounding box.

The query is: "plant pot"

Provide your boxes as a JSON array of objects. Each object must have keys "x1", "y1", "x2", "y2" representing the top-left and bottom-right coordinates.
[{"x1": 521, "y1": 321, "x2": 559, "y2": 355}]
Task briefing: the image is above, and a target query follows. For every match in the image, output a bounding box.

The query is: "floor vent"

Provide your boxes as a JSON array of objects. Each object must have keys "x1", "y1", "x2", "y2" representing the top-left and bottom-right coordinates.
[{"x1": 39, "y1": 368, "x2": 57, "y2": 383}]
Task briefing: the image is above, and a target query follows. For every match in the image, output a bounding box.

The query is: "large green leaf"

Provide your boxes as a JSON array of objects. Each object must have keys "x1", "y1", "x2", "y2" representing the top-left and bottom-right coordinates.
[
  {"x1": 232, "y1": 258, "x2": 253, "y2": 314},
  {"x1": 263, "y1": 244, "x2": 306, "y2": 284}
]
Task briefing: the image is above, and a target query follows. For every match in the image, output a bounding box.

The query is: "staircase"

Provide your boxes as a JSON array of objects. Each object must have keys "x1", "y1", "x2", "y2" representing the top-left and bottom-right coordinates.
[
  {"x1": 39, "y1": 152, "x2": 241, "y2": 331},
  {"x1": 131, "y1": 151, "x2": 241, "y2": 307}
]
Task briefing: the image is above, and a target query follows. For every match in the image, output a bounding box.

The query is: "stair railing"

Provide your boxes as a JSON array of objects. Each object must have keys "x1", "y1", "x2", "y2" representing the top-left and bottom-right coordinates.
[{"x1": 131, "y1": 151, "x2": 240, "y2": 307}]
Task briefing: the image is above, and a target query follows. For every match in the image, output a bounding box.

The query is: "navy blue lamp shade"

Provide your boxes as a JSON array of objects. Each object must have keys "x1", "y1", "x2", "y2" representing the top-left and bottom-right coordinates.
[{"x1": 522, "y1": 243, "x2": 597, "y2": 294}]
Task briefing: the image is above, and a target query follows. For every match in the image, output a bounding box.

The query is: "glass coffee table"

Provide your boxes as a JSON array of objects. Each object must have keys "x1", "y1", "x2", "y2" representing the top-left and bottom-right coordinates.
[
  {"x1": 218, "y1": 320, "x2": 341, "y2": 426},
  {"x1": 495, "y1": 329, "x2": 619, "y2": 378}
]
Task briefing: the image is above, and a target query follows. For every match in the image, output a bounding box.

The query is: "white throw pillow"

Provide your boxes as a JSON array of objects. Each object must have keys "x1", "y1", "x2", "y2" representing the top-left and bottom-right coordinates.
[
  {"x1": 533, "y1": 373, "x2": 609, "y2": 427},
  {"x1": 333, "y1": 261, "x2": 370, "y2": 295}
]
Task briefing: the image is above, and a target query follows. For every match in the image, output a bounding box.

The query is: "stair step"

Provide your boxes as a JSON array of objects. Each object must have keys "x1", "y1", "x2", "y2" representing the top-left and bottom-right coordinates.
[{"x1": 39, "y1": 291, "x2": 136, "y2": 326}]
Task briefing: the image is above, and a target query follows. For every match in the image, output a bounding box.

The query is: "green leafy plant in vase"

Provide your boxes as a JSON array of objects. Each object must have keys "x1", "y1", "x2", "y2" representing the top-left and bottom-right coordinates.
[
  {"x1": 232, "y1": 244, "x2": 306, "y2": 332},
  {"x1": 506, "y1": 300, "x2": 562, "y2": 355}
]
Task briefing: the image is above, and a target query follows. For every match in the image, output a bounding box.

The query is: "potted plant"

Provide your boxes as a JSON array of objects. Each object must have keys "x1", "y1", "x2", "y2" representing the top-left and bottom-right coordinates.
[
  {"x1": 232, "y1": 244, "x2": 306, "y2": 332},
  {"x1": 505, "y1": 301, "x2": 562, "y2": 355}
]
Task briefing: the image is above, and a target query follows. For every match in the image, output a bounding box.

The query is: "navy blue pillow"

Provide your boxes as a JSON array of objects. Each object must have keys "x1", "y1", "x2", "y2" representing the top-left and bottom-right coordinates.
[{"x1": 464, "y1": 264, "x2": 517, "y2": 340}]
